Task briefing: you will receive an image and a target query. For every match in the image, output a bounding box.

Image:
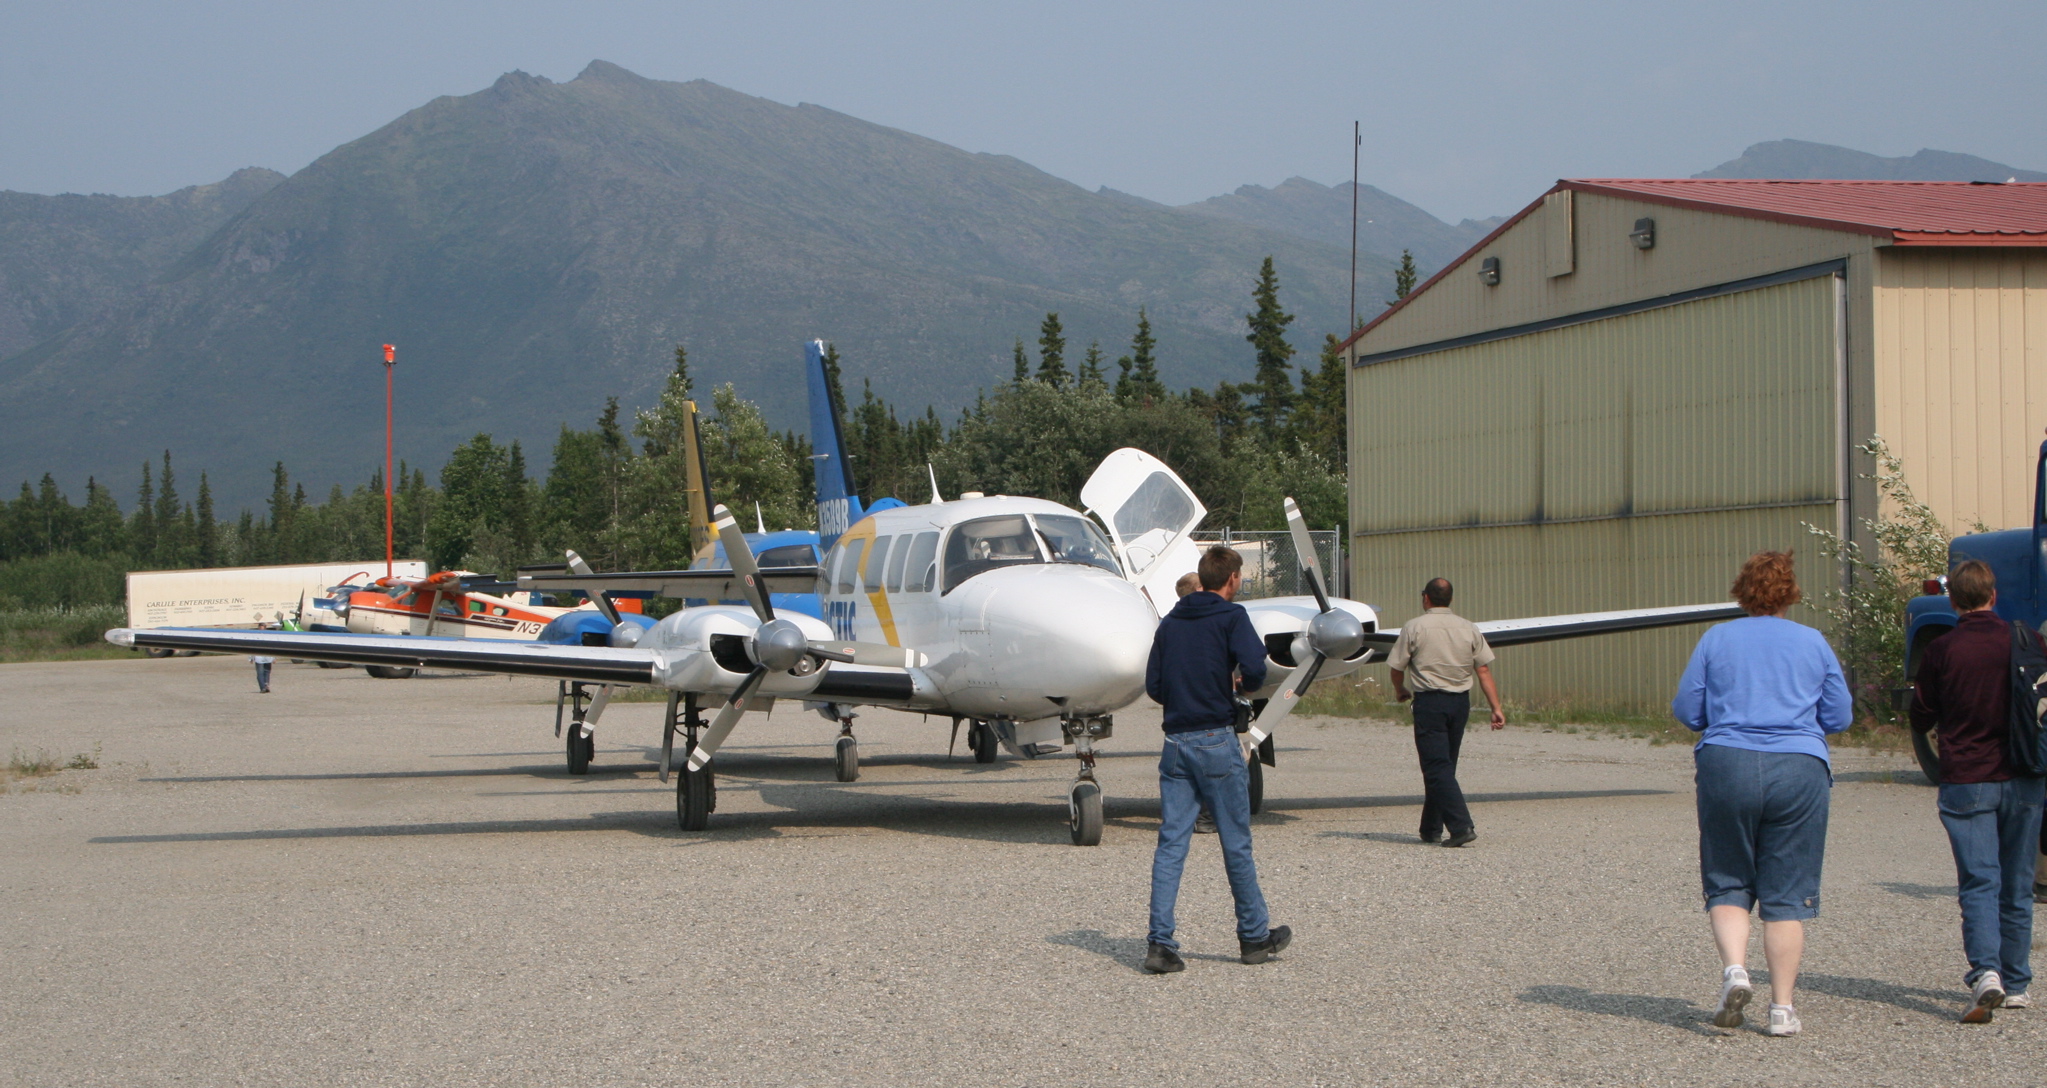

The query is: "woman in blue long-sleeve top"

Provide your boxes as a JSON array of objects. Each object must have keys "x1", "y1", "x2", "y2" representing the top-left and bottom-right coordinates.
[{"x1": 1673, "y1": 550, "x2": 1852, "y2": 1038}]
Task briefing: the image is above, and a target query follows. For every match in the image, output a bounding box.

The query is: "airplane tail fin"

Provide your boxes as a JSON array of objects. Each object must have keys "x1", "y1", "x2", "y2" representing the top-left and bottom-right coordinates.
[{"x1": 806, "y1": 339, "x2": 864, "y2": 548}]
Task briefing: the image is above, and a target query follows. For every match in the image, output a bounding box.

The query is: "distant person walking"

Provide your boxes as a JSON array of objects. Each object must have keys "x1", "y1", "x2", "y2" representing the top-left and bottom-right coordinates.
[
  {"x1": 1672, "y1": 551, "x2": 1851, "y2": 1037},
  {"x1": 1388, "y1": 577, "x2": 1504, "y2": 848},
  {"x1": 250, "y1": 623, "x2": 276, "y2": 694},
  {"x1": 1910, "y1": 559, "x2": 2046, "y2": 1022},
  {"x1": 1142, "y1": 545, "x2": 1290, "y2": 974}
]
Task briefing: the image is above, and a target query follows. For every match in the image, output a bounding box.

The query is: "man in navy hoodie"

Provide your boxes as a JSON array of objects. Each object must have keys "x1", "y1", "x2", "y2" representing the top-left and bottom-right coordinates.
[{"x1": 1142, "y1": 544, "x2": 1291, "y2": 974}]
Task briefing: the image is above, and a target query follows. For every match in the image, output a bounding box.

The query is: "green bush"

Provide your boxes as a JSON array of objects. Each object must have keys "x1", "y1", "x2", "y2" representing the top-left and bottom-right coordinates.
[{"x1": 0, "y1": 552, "x2": 130, "y2": 610}]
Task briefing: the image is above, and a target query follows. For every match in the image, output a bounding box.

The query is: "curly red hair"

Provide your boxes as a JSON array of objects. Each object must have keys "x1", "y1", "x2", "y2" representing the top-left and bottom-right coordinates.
[{"x1": 1731, "y1": 550, "x2": 1801, "y2": 615}]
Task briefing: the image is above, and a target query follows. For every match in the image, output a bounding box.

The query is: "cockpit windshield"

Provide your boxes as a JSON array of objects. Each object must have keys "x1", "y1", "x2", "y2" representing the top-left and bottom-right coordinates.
[
  {"x1": 1033, "y1": 515, "x2": 1122, "y2": 576},
  {"x1": 942, "y1": 516, "x2": 1041, "y2": 593},
  {"x1": 941, "y1": 513, "x2": 1122, "y2": 593}
]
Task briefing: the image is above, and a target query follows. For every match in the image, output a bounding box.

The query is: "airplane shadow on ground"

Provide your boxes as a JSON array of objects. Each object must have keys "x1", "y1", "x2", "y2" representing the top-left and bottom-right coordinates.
[
  {"x1": 1046, "y1": 928, "x2": 1243, "y2": 972},
  {"x1": 88, "y1": 780, "x2": 1672, "y2": 849},
  {"x1": 1517, "y1": 986, "x2": 1721, "y2": 1037},
  {"x1": 1876, "y1": 880, "x2": 1958, "y2": 900},
  {"x1": 1795, "y1": 973, "x2": 1967, "y2": 1020}
]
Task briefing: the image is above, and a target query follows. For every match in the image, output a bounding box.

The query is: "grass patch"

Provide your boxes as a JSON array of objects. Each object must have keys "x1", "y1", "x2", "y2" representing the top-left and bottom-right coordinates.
[
  {"x1": 4, "y1": 743, "x2": 99, "y2": 788},
  {"x1": 0, "y1": 606, "x2": 132, "y2": 664}
]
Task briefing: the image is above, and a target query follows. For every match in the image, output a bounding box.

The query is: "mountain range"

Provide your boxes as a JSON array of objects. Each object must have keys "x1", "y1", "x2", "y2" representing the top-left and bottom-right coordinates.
[
  {"x1": 2, "y1": 62, "x2": 2039, "y2": 508},
  {"x1": 0, "y1": 62, "x2": 1390, "y2": 507}
]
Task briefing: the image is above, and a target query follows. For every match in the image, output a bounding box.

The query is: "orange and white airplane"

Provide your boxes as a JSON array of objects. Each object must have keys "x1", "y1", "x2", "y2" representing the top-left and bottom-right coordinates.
[{"x1": 337, "y1": 570, "x2": 635, "y2": 640}]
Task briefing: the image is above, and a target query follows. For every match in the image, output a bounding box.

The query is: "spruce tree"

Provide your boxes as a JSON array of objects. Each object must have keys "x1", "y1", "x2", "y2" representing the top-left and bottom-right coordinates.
[
  {"x1": 266, "y1": 462, "x2": 293, "y2": 564},
  {"x1": 195, "y1": 473, "x2": 218, "y2": 566},
  {"x1": 80, "y1": 477, "x2": 124, "y2": 558},
  {"x1": 821, "y1": 343, "x2": 850, "y2": 425},
  {"x1": 1011, "y1": 339, "x2": 1030, "y2": 384},
  {"x1": 131, "y1": 462, "x2": 156, "y2": 566},
  {"x1": 1114, "y1": 308, "x2": 1165, "y2": 406},
  {"x1": 154, "y1": 451, "x2": 184, "y2": 567},
  {"x1": 1244, "y1": 257, "x2": 1296, "y2": 438},
  {"x1": 1079, "y1": 342, "x2": 1106, "y2": 390},
  {"x1": 1395, "y1": 249, "x2": 1418, "y2": 301},
  {"x1": 1036, "y1": 312, "x2": 1069, "y2": 387},
  {"x1": 1297, "y1": 333, "x2": 1349, "y2": 468}
]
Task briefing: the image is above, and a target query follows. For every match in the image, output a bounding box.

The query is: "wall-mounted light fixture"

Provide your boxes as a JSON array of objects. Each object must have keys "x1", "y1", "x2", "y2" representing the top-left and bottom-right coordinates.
[
  {"x1": 1630, "y1": 217, "x2": 1656, "y2": 250},
  {"x1": 1478, "y1": 256, "x2": 1501, "y2": 286}
]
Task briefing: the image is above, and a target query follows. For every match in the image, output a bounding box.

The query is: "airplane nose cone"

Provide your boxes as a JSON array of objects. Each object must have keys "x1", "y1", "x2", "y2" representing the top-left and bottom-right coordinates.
[{"x1": 982, "y1": 569, "x2": 1156, "y2": 713}]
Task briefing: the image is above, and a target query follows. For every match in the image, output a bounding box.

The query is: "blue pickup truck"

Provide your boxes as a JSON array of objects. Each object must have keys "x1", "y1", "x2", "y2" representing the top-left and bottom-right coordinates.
[{"x1": 1901, "y1": 437, "x2": 2047, "y2": 780}]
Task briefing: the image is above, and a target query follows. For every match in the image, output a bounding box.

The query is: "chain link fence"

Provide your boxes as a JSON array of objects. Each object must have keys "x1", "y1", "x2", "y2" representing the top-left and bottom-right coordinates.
[{"x1": 1191, "y1": 530, "x2": 1343, "y2": 601}]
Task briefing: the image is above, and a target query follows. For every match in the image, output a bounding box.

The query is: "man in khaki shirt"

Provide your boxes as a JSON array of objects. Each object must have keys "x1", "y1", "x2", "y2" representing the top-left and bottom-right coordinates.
[{"x1": 1388, "y1": 577, "x2": 1505, "y2": 848}]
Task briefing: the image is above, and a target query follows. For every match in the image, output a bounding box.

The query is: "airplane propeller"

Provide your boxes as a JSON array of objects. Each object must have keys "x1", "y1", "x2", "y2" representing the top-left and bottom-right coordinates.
[
  {"x1": 683, "y1": 504, "x2": 863, "y2": 772},
  {"x1": 1242, "y1": 497, "x2": 1365, "y2": 756}
]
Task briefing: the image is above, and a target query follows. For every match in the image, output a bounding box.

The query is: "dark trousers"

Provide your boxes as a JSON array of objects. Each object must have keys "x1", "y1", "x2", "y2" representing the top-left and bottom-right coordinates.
[{"x1": 1413, "y1": 690, "x2": 1473, "y2": 838}]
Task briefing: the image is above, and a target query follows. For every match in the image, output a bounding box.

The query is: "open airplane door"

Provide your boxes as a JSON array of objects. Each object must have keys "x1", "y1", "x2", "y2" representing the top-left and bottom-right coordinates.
[{"x1": 1081, "y1": 448, "x2": 1208, "y2": 615}]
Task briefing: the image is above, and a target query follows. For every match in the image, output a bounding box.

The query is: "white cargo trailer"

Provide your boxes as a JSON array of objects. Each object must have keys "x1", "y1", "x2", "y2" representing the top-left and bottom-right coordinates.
[{"x1": 125, "y1": 561, "x2": 428, "y2": 630}]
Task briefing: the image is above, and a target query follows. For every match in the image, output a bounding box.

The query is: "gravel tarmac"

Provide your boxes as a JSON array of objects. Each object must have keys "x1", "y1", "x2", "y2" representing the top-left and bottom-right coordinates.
[{"x1": 2, "y1": 654, "x2": 2043, "y2": 1086}]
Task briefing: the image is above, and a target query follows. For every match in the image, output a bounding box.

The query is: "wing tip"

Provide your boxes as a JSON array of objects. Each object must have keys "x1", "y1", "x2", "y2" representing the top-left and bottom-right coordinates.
[{"x1": 105, "y1": 628, "x2": 135, "y2": 647}]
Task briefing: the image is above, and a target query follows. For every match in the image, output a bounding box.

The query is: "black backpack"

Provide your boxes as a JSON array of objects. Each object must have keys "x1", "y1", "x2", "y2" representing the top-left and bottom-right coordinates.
[{"x1": 2007, "y1": 622, "x2": 2047, "y2": 777}]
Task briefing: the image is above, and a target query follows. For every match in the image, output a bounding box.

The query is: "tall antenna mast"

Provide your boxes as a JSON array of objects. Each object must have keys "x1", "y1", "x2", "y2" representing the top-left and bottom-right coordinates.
[{"x1": 1349, "y1": 121, "x2": 1360, "y2": 333}]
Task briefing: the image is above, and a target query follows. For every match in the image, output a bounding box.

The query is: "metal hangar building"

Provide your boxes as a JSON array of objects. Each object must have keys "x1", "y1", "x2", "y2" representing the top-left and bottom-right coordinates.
[{"x1": 1337, "y1": 179, "x2": 2047, "y2": 707}]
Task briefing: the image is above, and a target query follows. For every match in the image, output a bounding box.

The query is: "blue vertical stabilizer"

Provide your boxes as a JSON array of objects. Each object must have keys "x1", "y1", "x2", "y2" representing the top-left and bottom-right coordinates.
[{"x1": 807, "y1": 339, "x2": 864, "y2": 549}]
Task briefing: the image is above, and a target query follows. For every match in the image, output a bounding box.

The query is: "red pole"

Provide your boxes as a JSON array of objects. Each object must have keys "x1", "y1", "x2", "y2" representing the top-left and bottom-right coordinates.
[{"x1": 382, "y1": 343, "x2": 396, "y2": 579}]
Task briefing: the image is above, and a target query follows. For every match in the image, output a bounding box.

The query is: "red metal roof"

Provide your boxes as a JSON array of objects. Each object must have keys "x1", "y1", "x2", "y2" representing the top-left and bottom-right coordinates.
[
  {"x1": 1563, "y1": 179, "x2": 2047, "y2": 245},
  {"x1": 1341, "y1": 179, "x2": 2047, "y2": 352}
]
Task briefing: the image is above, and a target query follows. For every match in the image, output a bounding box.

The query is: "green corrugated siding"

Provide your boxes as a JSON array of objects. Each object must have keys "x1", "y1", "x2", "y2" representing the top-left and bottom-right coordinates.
[{"x1": 1349, "y1": 274, "x2": 1839, "y2": 708}]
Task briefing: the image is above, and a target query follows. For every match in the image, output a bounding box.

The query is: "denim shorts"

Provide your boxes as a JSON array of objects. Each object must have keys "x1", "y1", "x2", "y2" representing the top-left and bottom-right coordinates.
[{"x1": 1694, "y1": 742, "x2": 1831, "y2": 922}]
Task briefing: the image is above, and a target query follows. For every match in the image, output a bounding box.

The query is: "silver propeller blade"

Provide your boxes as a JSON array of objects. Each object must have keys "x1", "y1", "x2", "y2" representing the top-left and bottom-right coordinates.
[
  {"x1": 713, "y1": 504, "x2": 774, "y2": 624},
  {"x1": 686, "y1": 666, "x2": 769, "y2": 771},
  {"x1": 1245, "y1": 653, "x2": 1325, "y2": 749},
  {"x1": 565, "y1": 550, "x2": 622, "y2": 626},
  {"x1": 1283, "y1": 497, "x2": 1331, "y2": 613}
]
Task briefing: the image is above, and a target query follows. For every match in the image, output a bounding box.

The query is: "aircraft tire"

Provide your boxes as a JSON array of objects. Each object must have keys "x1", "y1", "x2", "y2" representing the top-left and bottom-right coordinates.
[
  {"x1": 1247, "y1": 756, "x2": 1264, "y2": 815},
  {"x1": 566, "y1": 724, "x2": 594, "y2": 775},
  {"x1": 1069, "y1": 780, "x2": 1103, "y2": 846},
  {"x1": 364, "y1": 665, "x2": 416, "y2": 679},
  {"x1": 969, "y1": 720, "x2": 997, "y2": 764},
  {"x1": 678, "y1": 765, "x2": 713, "y2": 831},
  {"x1": 145, "y1": 647, "x2": 175, "y2": 659},
  {"x1": 316, "y1": 661, "x2": 352, "y2": 669},
  {"x1": 1911, "y1": 728, "x2": 1942, "y2": 786},
  {"x1": 835, "y1": 736, "x2": 860, "y2": 782}
]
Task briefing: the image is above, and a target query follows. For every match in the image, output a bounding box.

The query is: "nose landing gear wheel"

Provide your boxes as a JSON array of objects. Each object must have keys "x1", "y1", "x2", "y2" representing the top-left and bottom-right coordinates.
[
  {"x1": 969, "y1": 719, "x2": 997, "y2": 763},
  {"x1": 678, "y1": 764, "x2": 714, "y2": 830},
  {"x1": 835, "y1": 736, "x2": 860, "y2": 782},
  {"x1": 1247, "y1": 755, "x2": 1264, "y2": 815},
  {"x1": 1069, "y1": 780, "x2": 1103, "y2": 846},
  {"x1": 566, "y1": 725, "x2": 594, "y2": 775}
]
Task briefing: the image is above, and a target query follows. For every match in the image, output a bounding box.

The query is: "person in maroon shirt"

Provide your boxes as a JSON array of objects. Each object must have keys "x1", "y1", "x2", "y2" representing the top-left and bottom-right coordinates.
[{"x1": 1911, "y1": 560, "x2": 2047, "y2": 1023}]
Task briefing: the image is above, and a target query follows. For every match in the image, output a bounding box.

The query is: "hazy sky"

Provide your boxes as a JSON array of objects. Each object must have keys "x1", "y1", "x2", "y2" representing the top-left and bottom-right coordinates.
[{"x1": 3, "y1": 0, "x2": 2041, "y2": 223}]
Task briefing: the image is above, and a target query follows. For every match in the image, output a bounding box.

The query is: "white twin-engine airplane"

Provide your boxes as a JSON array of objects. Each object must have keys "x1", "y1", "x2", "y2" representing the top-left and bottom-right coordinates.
[{"x1": 106, "y1": 434, "x2": 1741, "y2": 845}]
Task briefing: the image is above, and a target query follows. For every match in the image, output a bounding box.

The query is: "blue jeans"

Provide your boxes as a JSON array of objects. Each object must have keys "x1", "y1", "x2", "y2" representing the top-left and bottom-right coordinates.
[
  {"x1": 1695, "y1": 743, "x2": 1830, "y2": 921},
  {"x1": 1938, "y1": 776, "x2": 2045, "y2": 992},
  {"x1": 1148, "y1": 726, "x2": 1269, "y2": 950},
  {"x1": 253, "y1": 661, "x2": 272, "y2": 692}
]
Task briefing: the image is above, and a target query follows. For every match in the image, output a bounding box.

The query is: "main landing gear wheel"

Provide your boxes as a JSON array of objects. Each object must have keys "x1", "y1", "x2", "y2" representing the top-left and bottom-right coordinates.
[
  {"x1": 1247, "y1": 755, "x2": 1264, "y2": 815},
  {"x1": 835, "y1": 736, "x2": 860, "y2": 782},
  {"x1": 566, "y1": 724, "x2": 594, "y2": 775},
  {"x1": 678, "y1": 764, "x2": 715, "y2": 831},
  {"x1": 1069, "y1": 779, "x2": 1103, "y2": 846},
  {"x1": 1911, "y1": 727, "x2": 1943, "y2": 785},
  {"x1": 365, "y1": 665, "x2": 416, "y2": 679},
  {"x1": 969, "y1": 719, "x2": 997, "y2": 764}
]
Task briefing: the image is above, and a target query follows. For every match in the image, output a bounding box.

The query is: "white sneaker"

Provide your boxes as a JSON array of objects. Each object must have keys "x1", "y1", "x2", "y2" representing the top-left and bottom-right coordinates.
[
  {"x1": 1712, "y1": 966, "x2": 1753, "y2": 1028},
  {"x1": 1965, "y1": 971, "x2": 2005, "y2": 1024},
  {"x1": 2004, "y1": 992, "x2": 2032, "y2": 1009},
  {"x1": 1765, "y1": 1004, "x2": 1801, "y2": 1036}
]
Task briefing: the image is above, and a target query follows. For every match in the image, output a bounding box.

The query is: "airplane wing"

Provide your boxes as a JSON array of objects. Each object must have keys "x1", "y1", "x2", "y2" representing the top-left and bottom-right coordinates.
[
  {"x1": 519, "y1": 567, "x2": 821, "y2": 599},
  {"x1": 107, "y1": 627, "x2": 654, "y2": 685},
  {"x1": 1362, "y1": 602, "x2": 1747, "y2": 648}
]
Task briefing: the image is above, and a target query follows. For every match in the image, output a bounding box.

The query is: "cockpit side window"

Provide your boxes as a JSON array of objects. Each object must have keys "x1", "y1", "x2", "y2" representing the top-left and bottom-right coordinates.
[
  {"x1": 757, "y1": 543, "x2": 816, "y2": 568},
  {"x1": 942, "y1": 516, "x2": 1043, "y2": 594},
  {"x1": 901, "y1": 531, "x2": 940, "y2": 593},
  {"x1": 1033, "y1": 514, "x2": 1122, "y2": 576},
  {"x1": 863, "y1": 536, "x2": 894, "y2": 590}
]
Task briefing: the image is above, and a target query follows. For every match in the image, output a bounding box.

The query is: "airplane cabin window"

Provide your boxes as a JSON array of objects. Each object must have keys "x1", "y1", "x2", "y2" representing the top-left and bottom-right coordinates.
[
  {"x1": 468, "y1": 600, "x2": 486, "y2": 613},
  {"x1": 1033, "y1": 515, "x2": 1123, "y2": 576},
  {"x1": 757, "y1": 543, "x2": 817, "y2": 568},
  {"x1": 1111, "y1": 471, "x2": 1198, "y2": 574},
  {"x1": 864, "y1": 536, "x2": 893, "y2": 590},
  {"x1": 832, "y1": 542, "x2": 860, "y2": 595},
  {"x1": 884, "y1": 533, "x2": 912, "y2": 591},
  {"x1": 900, "y1": 531, "x2": 940, "y2": 592},
  {"x1": 942, "y1": 516, "x2": 1044, "y2": 593}
]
